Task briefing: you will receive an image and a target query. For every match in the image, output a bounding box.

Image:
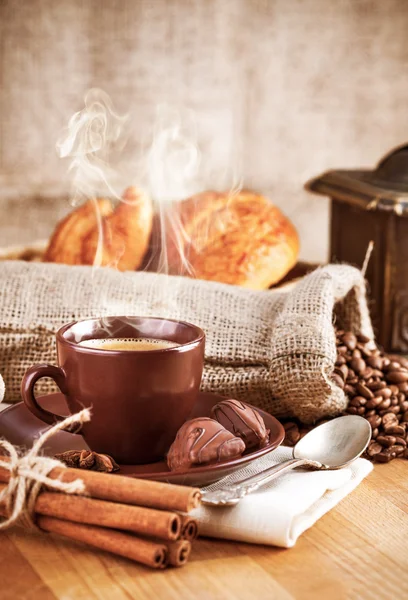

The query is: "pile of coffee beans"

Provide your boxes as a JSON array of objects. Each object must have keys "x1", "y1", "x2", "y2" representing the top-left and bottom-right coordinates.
[{"x1": 282, "y1": 330, "x2": 408, "y2": 463}]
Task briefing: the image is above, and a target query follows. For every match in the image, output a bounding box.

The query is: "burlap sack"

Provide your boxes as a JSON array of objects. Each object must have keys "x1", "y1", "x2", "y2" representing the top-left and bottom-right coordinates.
[{"x1": 0, "y1": 261, "x2": 373, "y2": 423}]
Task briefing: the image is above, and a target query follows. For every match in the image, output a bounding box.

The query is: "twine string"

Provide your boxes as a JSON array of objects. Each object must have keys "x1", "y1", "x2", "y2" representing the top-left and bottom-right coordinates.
[{"x1": 0, "y1": 408, "x2": 91, "y2": 530}]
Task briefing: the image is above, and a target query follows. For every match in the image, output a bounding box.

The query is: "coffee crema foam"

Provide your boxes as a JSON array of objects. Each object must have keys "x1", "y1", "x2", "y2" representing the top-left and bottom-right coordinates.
[{"x1": 78, "y1": 337, "x2": 180, "y2": 351}]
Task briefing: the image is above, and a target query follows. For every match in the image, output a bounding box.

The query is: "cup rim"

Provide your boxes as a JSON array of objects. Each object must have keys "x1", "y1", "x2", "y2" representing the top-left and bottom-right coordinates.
[{"x1": 56, "y1": 315, "x2": 205, "y2": 355}]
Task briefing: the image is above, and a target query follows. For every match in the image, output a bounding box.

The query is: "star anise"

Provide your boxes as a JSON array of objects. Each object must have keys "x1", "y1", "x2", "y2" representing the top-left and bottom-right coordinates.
[{"x1": 55, "y1": 450, "x2": 120, "y2": 473}]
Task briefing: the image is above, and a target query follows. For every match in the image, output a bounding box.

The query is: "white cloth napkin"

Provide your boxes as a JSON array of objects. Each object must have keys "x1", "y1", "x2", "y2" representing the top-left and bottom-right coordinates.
[{"x1": 192, "y1": 446, "x2": 373, "y2": 548}]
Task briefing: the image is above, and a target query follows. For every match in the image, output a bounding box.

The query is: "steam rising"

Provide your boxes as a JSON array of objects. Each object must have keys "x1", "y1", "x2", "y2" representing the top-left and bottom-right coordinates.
[
  {"x1": 57, "y1": 89, "x2": 242, "y2": 322},
  {"x1": 57, "y1": 88, "x2": 128, "y2": 202},
  {"x1": 147, "y1": 106, "x2": 201, "y2": 205},
  {"x1": 145, "y1": 105, "x2": 204, "y2": 275},
  {"x1": 57, "y1": 88, "x2": 128, "y2": 266}
]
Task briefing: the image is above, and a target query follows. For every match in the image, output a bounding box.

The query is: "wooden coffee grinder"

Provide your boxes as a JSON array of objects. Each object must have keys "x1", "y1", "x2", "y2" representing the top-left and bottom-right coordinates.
[{"x1": 307, "y1": 144, "x2": 408, "y2": 353}]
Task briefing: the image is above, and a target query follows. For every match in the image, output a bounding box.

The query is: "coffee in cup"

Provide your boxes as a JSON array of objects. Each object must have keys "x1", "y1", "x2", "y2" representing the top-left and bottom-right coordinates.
[{"x1": 78, "y1": 337, "x2": 180, "y2": 351}]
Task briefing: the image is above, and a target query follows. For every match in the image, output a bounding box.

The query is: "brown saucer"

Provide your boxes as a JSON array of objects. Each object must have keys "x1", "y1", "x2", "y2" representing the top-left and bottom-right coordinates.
[{"x1": 0, "y1": 392, "x2": 285, "y2": 486}]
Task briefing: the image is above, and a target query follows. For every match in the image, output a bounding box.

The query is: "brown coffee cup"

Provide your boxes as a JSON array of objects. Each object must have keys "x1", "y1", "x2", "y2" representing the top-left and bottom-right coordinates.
[{"x1": 21, "y1": 316, "x2": 205, "y2": 464}]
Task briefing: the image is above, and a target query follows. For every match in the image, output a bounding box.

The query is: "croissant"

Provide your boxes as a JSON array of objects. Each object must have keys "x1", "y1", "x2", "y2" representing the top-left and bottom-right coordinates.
[{"x1": 44, "y1": 187, "x2": 153, "y2": 272}]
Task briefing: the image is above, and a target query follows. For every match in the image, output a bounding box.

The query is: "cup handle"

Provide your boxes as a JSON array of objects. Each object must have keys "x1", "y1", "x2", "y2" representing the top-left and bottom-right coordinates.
[{"x1": 21, "y1": 364, "x2": 69, "y2": 426}]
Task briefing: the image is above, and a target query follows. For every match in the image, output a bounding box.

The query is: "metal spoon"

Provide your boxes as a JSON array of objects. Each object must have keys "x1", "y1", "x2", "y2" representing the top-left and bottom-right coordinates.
[{"x1": 201, "y1": 415, "x2": 372, "y2": 506}]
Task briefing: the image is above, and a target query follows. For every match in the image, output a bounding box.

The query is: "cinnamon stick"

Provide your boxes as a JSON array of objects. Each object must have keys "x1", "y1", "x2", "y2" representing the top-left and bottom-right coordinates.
[
  {"x1": 38, "y1": 515, "x2": 169, "y2": 569},
  {"x1": 0, "y1": 505, "x2": 168, "y2": 569},
  {"x1": 0, "y1": 483, "x2": 181, "y2": 541},
  {"x1": 167, "y1": 539, "x2": 191, "y2": 567},
  {"x1": 0, "y1": 457, "x2": 200, "y2": 513},
  {"x1": 179, "y1": 514, "x2": 198, "y2": 542}
]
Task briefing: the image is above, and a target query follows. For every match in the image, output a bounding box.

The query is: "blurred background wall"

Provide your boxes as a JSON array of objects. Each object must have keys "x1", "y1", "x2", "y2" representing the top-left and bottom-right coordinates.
[{"x1": 1, "y1": 0, "x2": 408, "y2": 261}]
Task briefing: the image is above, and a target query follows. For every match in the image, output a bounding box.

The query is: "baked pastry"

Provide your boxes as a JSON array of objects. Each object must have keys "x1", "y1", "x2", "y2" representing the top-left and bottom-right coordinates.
[
  {"x1": 44, "y1": 197, "x2": 112, "y2": 265},
  {"x1": 44, "y1": 187, "x2": 153, "y2": 271},
  {"x1": 163, "y1": 190, "x2": 299, "y2": 289},
  {"x1": 167, "y1": 417, "x2": 246, "y2": 471},
  {"x1": 211, "y1": 399, "x2": 270, "y2": 449}
]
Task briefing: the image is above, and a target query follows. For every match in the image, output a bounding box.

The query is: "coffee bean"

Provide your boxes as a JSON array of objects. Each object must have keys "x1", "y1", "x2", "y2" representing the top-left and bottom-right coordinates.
[
  {"x1": 367, "y1": 356, "x2": 383, "y2": 370},
  {"x1": 400, "y1": 401, "x2": 408, "y2": 412},
  {"x1": 334, "y1": 367, "x2": 345, "y2": 379},
  {"x1": 386, "y1": 370, "x2": 408, "y2": 383},
  {"x1": 398, "y1": 382, "x2": 408, "y2": 393},
  {"x1": 372, "y1": 428, "x2": 379, "y2": 438},
  {"x1": 378, "y1": 398, "x2": 391, "y2": 410},
  {"x1": 331, "y1": 373, "x2": 344, "y2": 389},
  {"x1": 352, "y1": 349, "x2": 362, "y2": 359},
  {"x1": 388, "y1": 445, "x2": 405, "y2": 456},
  {"x1": 367, "y1": 442, "x2": 382, "y2": 456},
  {"x1": 357, "y1": 407, "x2": 365, "y2": 415},
  {"x1": 337, "y1": 345, "x2": 348, "y2": 354},
  {"x1": 365, "y1": 397, "x2": 383, "y2": 409},
  {"x1": 385, "y1": 361, "x2": 402, "y2": 371},
  {"x1": 403, "y1": 411, "x2": 408, "y2": 422},
  {"x1": 357, "y1": 333, "x2": 371, "y2": 343},
  {"x1": 357, "y1": 344, "x2": 372, "y2": 358},
  {"x1": 377, "y1": 388, "x2": 392, "y2": 399},
  {"x1": 339, "y1": 364, "x2": 349, "y2": 380},
  {"x1": 355, "y1": 383, "x2": 374, "y2": 399},
  {"x1": 336, "y1": 355, "x2": 346, "y2": 366},
  {"x1": 367, "y1": 381, "x2": 386, "y2": 391},
  {"x1": 383, "y1": 448, "x2": 397, "y2": 458},
  {"x1": 342, "y1": 332, "x2": 357, "y2": 350},
  {"x1": 362, "y1": 368, "x2": 374, "y2": 380},
  {"x1": 390, "y1": 355, "x2": 408, "y2": 369},
  {"x1": 375, "y1": 452, "x2": 393, "y2": 462},
  {"x1": 283, "y1": 422, "x2": 300, "y2": 446},
  {"x1": 382, "y1": 413, "x2": 398, "y2": 427},
  {"x1": 365, "y1": 410, "x2": 376, "y2": 417},
  {"x1": 349, "y1": 396, "x2": 367, "y2": 408},
  {"x1": 376, "y1": 435, "x2": 396, "y2": 447},
  {"x1": 346, "y1": 407, "x2": 358, "y2": 415},
  {"x1": 351, "y1": 358, "x2": 365, "y2": 374},
  {"x1": 344, "y1": 384, "x2": 357, "y2": 397},
  {"x1": 394, "y1": 437, "x2": 407, "y2": 447},
  {"x1": 384, "y1": 424, "x2": 405, "y2": 436},
  {"x1": 389, "y1": 385, "x2": 400, "y2": 395},
  {"x1": 346, "y1": 368, "x2": 356, "y2": 381},
  {"x1": 383, "y1": 357, "x2": 391, "y2": 368},
  {"x1": 367, "y1": 415, "x2": 382, "y2": 429},
  {"x1": 285, "y1": 431, "x2": 300, "y2": 446},
  {"x1": 391, "y1": 397, "x2": 399, "y2": 406}
]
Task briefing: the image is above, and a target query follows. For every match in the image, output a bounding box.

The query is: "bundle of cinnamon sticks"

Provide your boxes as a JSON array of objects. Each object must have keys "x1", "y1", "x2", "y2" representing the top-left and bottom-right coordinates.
[{"x1": 0, "y1": 457, "x2": 200, "y2": 569}]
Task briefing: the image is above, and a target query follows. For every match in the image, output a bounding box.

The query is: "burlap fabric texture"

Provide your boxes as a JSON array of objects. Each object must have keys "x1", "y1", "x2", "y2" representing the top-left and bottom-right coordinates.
[{"x1": 0, "y1": 261, "x2": 373, "y2": 423}]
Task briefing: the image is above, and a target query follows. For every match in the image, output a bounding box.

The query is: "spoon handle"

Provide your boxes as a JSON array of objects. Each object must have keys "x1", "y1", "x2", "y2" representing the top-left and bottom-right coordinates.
[{"x1": 229, "y1": 457, "x2": 322, "y2": 495}]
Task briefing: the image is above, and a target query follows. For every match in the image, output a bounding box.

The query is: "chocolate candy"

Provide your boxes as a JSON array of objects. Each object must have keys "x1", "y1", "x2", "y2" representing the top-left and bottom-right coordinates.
[
  {"x1": 167, "y1": 417, "x2": 246, "y2": 471},
  {"x1": 211, "y1": 399, "x2": 270, "y2": 449}
]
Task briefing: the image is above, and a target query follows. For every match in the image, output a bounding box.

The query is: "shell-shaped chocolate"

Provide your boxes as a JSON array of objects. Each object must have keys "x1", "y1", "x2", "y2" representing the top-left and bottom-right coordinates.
[
  {"x1": 167, "y1": 417, "x2": 246, "y2": 471},
  {"x1": 211, "y1": 399, "x2": 270, "y2": 449}
]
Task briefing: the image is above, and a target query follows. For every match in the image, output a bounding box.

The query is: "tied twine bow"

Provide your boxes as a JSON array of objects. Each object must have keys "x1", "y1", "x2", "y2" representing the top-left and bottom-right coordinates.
[{"x1": 0, "y1": 408, "x2": 91, "y2": 530}]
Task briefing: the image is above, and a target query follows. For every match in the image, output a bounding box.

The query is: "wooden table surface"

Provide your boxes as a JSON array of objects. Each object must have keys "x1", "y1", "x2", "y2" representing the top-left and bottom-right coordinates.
[{"x1": 1, "y1": 460, "x2": 407, "y2": 600}]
